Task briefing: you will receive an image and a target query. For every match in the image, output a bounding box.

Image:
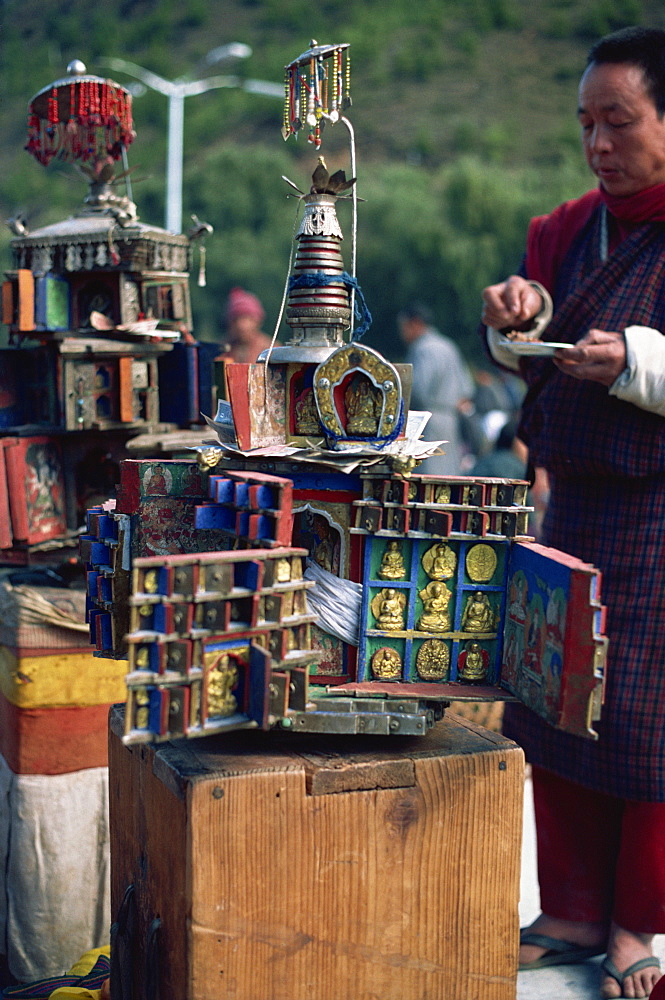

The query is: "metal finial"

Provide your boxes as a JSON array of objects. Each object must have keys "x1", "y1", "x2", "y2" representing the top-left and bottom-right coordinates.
[{"x1": 66, "y1": 59, "x2": 87, "y2": 76}]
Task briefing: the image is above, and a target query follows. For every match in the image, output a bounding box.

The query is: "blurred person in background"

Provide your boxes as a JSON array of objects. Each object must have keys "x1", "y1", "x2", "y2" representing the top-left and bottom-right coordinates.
[
  {"x1": 221, "y1": 287, "x2": 272, "y2": 363},
  {"x1": 397, "y1": 301, "x2": 474, "y2": 474}
]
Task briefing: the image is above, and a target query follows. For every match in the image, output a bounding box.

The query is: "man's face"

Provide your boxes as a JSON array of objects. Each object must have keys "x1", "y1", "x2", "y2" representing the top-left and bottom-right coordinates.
[
  {"x1": 578, "y1": 61, "x2": 665, "y2": 196},
  {"x1": 398, "y1": 317, "x2": 421, "y2": 343},
  {"x1": 227, "y1": 314, "x2": 259, "y2": 344}
]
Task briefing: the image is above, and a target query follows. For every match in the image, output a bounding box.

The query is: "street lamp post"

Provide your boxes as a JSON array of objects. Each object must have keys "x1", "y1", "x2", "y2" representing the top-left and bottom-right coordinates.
[{"x1": 99, "y1": 49, "x2": 283, "y2": 233}]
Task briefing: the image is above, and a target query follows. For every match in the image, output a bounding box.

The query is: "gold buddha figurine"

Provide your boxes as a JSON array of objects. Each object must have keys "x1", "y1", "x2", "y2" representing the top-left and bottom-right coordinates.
[
  {"x1": 377, "y1": 541, "x2": 406, "y2": 580},
  {"x1": 371, "y1": 588, "x2": 406, "y2": 630},
  {"x1": 294, "y1": 388, "x2": 321, "y2": 436},
  {"x1": 416, "y1": 639, "x2": 450, "y2": 681},
  {"x1": 461, "y1": 591, "x2": 496, "y2": 633},
  {"x1": 207, "y1": 654, "x2": 238, "y2": 718},
  {"x1": 422, "y1": 541, "x2": 456, "y2": 581},
  {"x1": 134, "y1": 687, "x2": 150, "y2": 729},
  {"x1": 345, "y1": 377, "x2": 380, "y2": 436},
  {"x1": 458, "y1": 640, "x2": 489, "y2": 682},
  {"x1": 371, "y1": 646, "x2": 402, "y2": 680},
  {"x1": 274, "y1": 557, "x2": 292, "y2": 583},
  {"x1": 135, "y1": 645, "x2": 150, "y2": 669},
  {"x1": 416, "y1": 582, "x2": 452, "y2": 632}
]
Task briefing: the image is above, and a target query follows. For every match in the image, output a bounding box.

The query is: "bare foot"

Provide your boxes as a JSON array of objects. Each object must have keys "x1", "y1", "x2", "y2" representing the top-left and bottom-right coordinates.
[
  {"x1": 601, "y1": 922, "x2": 660, "y2": 999},
  {"x1": 520, "y1": 912, "x2": 607, "y2": 967}
]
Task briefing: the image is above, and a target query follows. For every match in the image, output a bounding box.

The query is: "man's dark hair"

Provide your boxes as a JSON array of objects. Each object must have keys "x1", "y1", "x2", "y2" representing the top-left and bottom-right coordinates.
[
  {"x1": 397, "y1": 301, "x2": 433, "y2": 326},
  {"x1": 587, "y1": 26, "x2": 665, "y2": 115}
]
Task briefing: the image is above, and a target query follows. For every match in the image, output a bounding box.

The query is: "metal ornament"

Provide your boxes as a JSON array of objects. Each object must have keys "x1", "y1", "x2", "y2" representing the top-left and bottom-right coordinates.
[
  {"x1": 313, "y1": 343, "x2": 402, "y2": 444},
  {"x1": 26, "y1": 59, "x2": 134, "y2": 167}
]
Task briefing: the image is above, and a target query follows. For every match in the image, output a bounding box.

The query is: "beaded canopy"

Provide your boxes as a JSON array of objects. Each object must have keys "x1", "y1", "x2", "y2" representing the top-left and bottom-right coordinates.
[
  {"x1": 26, "y1": 60, "x2": 135, "y2": 167},
  {"x1": 282, "y1": 40, "x2": 351, "y2": 147}
]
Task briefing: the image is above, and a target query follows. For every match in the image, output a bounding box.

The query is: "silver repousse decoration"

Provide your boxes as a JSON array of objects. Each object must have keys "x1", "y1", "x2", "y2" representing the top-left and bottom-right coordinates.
[{"x1": 298, "y1": 195, "x2": 344, "y2": 239}]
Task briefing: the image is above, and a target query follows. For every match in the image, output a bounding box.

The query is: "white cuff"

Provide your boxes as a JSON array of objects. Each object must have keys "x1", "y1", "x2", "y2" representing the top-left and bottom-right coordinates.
[
  {"x1": 525, "y1": 281, "x2": 554, "y2": 337},
  {"x1": 609, "y1": 325, "x2": 665, "y2": 417},
  {"x1": 486, "y1": 327, "x2": 521, "y2": 371}
]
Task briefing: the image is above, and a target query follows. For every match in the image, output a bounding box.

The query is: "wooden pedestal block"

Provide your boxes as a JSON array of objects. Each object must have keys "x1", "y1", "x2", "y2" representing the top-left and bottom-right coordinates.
[{"x1": 109, "y1": 707, "x2": 524, "y2": 1000}]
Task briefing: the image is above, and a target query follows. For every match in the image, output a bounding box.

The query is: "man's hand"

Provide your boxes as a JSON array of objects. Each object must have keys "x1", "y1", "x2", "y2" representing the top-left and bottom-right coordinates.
[
  {"x1": 481, "y1": 276, "x2": 543, "y2": 331},
  {"x1": 553, "y1": 329, "x2": 627, "y2": 386}
]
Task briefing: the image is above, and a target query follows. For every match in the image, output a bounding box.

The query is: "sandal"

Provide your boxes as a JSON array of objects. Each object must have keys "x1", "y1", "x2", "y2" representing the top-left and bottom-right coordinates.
[
  {"x1": 600, "y1": 956, "x2": 662, "y2": 999},
  {"x1": 519, "y1": 930, "x2": 605, "y2": 970}
]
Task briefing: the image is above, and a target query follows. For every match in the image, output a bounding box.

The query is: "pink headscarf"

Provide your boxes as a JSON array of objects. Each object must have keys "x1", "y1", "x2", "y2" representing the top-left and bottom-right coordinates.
[{"x1": 224, "y1": 287, "x2": 265, "y2": 325}]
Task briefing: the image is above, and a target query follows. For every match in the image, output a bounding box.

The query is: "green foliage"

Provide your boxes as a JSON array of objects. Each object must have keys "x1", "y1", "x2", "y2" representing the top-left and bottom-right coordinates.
[
  {"x1": 0, "y1": 0, "x2": 662, "y2": 365},
  {"x1": 575, "y1": 0, "x2": 643, "y2": 39}
]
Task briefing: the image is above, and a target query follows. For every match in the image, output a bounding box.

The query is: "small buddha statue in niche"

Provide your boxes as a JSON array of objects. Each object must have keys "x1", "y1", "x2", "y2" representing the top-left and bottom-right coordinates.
[
  {"x1": 345, "y1": 376, "x2": 380, "y2": 436},
  {"x1": 135, "y1": 646, "x2": 150, "y2": 669},
  {"x1": 434, "y1": 484, "x2": 451, "y2": 504},
  {"x1": 371, "y1": 646, "x2": 402, "y2": 680},
  {"x1": 371, "y1": 588, "x2": 406, "y2": 631},
  {"x1": 294, "y1": 388, "x2": 320, "y2": 436},
  {"x1": 458, "y1": 640, "x2": 489, "y2": 682},
  {"x1": 422, "y1": 541, "x2": 456, "y2": 581},
  {"x1": 274, "y1": 557, "x2": 292, "y2": 583},
  {"x1": 134, "y1": 687, "x2": 150, "y2": 729},
  {"x1": 417, "y1": 582, "x2": 452, "y2": 633},
  {"x1": 461, "y1": 591, "x2": 496, "y2": 633},
  {"x1": 378, "y1": 541, "x2": 406, "y2": 580},
  {"x1": 207, "y1": 654, "x2": 238, "y2": 717},
  {"x1": 416, "y1": 639, "x2": 450, "y2": 681}
]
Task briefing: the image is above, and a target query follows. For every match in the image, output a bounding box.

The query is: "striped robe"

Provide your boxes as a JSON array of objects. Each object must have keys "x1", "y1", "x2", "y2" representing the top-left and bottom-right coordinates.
[{"x1": 502, "y1": 205, "x2": 665, "y2": 800}]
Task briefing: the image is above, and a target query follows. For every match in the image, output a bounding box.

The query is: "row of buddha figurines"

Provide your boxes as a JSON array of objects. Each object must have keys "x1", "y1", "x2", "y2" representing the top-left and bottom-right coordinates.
[
  {"x1": 369, "y1": 639, "x2": 490, "y2": 684},
  {"x1": 371, "y1": 586, "x2": 497, "y2": 634},
  {"x1": 376, "y1": 540, "x2": 499, "y2": 585}
]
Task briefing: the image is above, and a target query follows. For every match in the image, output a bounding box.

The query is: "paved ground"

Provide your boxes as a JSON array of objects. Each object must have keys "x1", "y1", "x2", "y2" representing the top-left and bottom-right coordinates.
[{"x1": 518, "y1": 775, "x2": 665, "y2": 999}]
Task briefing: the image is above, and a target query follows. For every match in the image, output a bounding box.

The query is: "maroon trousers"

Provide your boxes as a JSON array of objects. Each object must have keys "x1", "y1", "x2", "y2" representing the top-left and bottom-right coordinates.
[{"x1": 532, "y1": 766, "x2": 665, "y2": 933}]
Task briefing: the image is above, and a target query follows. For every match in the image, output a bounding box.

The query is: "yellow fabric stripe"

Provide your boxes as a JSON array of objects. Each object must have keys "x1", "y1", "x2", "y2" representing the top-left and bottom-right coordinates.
[{"x1": 0, "y1": 646, "x2": 127, "y2": 708}]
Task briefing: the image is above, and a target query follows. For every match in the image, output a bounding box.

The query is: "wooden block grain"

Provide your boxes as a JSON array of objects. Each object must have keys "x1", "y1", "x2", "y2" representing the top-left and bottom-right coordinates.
[{"x1": 109, "y1": 709, "x2": 523, "y2": 1000}]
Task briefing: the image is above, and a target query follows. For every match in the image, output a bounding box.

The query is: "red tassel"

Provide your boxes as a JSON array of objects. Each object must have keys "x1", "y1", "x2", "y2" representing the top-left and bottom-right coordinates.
[{"x1": 47, "y1": 86, "x2": 59, "y2": 126}]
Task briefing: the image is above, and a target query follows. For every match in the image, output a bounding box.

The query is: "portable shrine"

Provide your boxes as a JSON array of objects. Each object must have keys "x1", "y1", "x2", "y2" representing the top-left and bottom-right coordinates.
[
  {"x1": 83, "y1": 40, "x2": 607, "y2": 748},
  {"x1": 0, "y1": 60, "x2": 217, "y2": 564}
]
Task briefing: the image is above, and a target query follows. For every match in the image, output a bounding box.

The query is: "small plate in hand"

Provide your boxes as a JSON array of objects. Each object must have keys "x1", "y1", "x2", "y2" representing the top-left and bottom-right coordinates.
[{"x1": 498, "y1": 337, "x2": 576, "y2": 356}]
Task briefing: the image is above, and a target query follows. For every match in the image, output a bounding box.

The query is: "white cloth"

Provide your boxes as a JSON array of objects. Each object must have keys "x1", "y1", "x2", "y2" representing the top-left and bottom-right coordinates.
[
  {"x1": 304, "y1": 559, "x2": 363, "y2": 646},
  {"x1": 406, "y1": 327, "x2": 474, "y2": 474},
  {"x1": 0, "y1": 754, "x2": 110, "y2": 981},
  {"x1": 610, "y1": 325, "x2": 665, "y2": 416}
]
